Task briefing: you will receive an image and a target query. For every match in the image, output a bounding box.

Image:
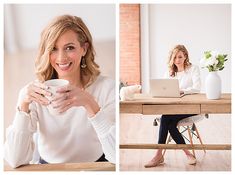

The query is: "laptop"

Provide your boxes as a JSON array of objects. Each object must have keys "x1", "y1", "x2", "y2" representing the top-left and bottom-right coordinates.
[{"x1": 149, "y1": 79, "x2": 184, "y2": 98}]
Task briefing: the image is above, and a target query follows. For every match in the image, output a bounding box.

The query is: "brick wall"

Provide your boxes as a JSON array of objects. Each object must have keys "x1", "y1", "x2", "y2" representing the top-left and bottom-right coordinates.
[{"x1": 120, "y1": 4, "x2": 141, "y2": 85}]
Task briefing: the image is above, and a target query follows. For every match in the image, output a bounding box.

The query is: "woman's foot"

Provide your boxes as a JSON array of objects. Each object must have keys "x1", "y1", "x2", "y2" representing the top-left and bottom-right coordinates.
[
  {"x1": 187, "y1": 154, "x2": 197, "y2": 165},
  {"x1": 144, "y1": 156, "x2": 164, "y2": 168}
]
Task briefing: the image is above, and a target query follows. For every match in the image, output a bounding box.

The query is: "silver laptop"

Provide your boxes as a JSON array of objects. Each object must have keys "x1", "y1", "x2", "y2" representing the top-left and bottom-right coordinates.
[{"x1": 150, "y1": 79, "x2": 184, "y2": 98}]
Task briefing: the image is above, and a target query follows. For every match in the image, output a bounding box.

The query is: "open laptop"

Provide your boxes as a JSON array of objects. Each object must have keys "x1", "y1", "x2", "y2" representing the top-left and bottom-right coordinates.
[{"x1": 150, "y1": 79, "x2": 184, "y2": 98}]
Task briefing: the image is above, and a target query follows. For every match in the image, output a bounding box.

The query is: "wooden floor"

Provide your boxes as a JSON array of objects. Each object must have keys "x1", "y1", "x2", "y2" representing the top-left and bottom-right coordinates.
[{"x1": 120, "y1": 114, "x2": 231, "y2": 171}]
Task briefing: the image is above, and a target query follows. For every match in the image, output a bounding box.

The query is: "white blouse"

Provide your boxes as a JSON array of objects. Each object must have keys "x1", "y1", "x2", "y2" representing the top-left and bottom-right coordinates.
[
  {"x1": 164, "y1": 65, "x2": 201, "y2": 94},
  {"x1": 4, "y1": 75, "x2": 116, "y2": 168}
]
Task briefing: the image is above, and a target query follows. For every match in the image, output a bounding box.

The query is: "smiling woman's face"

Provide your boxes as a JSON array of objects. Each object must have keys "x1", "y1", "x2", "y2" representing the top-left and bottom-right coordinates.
[{"x1": 49, "y1": 30, "x2": 86, "y2": 79}]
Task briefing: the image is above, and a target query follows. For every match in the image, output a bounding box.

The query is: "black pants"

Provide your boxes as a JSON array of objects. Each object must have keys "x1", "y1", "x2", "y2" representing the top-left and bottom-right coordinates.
[
  {"x1": 158, "y1": 114, "x2": 196, "y2": 144},
  {"x1": 39, "y1": 153, "x2": 107, "y2": 164}
]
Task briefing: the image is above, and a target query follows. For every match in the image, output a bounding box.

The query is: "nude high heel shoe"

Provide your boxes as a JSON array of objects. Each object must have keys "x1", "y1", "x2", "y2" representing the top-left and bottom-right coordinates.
[
  {"x1": 187, "y1": 154, "x2": 197, "y2": 165},
  {"x1": 144, "y1": 156, "x2": 164, "y2": 168}
]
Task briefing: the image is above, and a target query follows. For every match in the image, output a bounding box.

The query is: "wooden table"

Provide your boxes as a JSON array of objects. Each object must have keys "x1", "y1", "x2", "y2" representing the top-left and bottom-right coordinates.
[
  {"x1": 120, "y1": 93, "x2": 231, "y2": 114},
  {"x1": 120, "y1": 93, "x2": 231, "y2": 150},
  {"x1": 4, "y1": 162, "x2": 115, "y2": 171}
]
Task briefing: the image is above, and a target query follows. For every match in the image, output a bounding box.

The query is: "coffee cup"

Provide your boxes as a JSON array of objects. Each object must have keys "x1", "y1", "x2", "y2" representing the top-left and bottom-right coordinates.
[{"x1": 44, "y1": 79, "x2": 69, "y2": 115}]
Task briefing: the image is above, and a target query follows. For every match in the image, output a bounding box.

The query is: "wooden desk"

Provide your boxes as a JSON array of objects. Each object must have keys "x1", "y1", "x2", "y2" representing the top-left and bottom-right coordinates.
[
  {"x1": 120, "y1": 93, "x2": 231, "y2": 150},
  {"x1": 4, "y1": 162, "x2": 115, "y2": 171},
  {"x1": 120, "y1": 93, "x2": 231, "y2": 114}
]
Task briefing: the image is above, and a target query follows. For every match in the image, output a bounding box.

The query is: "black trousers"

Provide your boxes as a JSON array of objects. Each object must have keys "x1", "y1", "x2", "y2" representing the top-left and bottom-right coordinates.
[
  {"x1": 39, "y1": 153, "x2": 107, "y2": 164},
  {"x1": 158, "y1": 114, "x2": 196, "y2": 144}
]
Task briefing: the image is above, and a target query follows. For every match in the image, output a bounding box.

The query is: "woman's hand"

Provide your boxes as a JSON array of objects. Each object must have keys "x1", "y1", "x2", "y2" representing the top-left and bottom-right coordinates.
[
  {"x1": 20, "y1": 81, "x2": 52, "y2": 113},
  {"x1": 51, "y1": 85, "x2": 100, "y2": 117}
]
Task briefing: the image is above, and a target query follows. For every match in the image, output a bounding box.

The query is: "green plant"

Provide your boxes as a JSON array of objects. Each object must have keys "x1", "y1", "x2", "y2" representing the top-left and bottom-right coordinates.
[{"x1": 200, "y1": 51, "x2": 228, "y2": 72}]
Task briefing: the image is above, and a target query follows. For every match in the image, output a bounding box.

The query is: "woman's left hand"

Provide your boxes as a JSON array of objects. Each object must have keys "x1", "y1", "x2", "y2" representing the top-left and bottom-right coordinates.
[{"x1": 51, "y1": 85, "x2": 100, "y2": 117}]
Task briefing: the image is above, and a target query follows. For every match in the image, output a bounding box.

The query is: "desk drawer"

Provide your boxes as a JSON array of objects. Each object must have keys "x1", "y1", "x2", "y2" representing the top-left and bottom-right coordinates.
[
  {"x1": 143, "y1": 105, "x2": 200, "y2": 115},
  {"x1": 120, "y1": 104, "x2": 142, "y2": 113},
  {"x1": 201, "y1": 104, "x2": 231, "y2": 114}
]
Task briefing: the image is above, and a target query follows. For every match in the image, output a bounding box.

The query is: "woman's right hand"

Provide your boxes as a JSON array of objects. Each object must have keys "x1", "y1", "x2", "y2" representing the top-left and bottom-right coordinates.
[{"x1": 20, "y1": 81, "x2": 52, "y2": 113}]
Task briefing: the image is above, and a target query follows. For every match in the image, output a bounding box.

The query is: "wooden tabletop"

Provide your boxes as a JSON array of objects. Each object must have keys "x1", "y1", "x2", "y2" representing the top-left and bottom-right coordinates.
[
  {"x1": 120, "y1": 93, "x2": 231, "y2": 105},
  {"x1": 4, "y1": 162, "x2": 115, "y2": 171}
]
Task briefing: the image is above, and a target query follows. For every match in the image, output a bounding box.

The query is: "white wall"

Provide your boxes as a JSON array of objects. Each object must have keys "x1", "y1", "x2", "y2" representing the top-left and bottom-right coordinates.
[
  {"x1": 143, "y1": 4, "x2": 231, "y2": 93},
  {"x1": 4, "y1": 4, "x2": 115, "y2": 50}
]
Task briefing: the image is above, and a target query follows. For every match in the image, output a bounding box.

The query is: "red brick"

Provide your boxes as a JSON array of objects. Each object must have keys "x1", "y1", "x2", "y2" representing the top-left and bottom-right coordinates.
[{"x1": 120, "y1": 4, "x2": 141, "y2": 85}]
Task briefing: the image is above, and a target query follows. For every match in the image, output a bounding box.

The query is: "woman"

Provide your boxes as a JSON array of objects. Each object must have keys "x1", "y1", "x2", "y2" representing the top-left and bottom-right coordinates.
[
  {"x1": 5, "y1": 15, "x2": 115, "y2": 168},
  {"x1": 145, "y1": 44, "x2": 200, "y2": 168}
]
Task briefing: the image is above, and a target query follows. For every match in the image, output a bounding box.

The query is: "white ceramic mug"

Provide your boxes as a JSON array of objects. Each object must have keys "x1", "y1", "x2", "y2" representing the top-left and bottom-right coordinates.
[{"x1": 44, "y1": 79, "x2": 69, "y2": 115}]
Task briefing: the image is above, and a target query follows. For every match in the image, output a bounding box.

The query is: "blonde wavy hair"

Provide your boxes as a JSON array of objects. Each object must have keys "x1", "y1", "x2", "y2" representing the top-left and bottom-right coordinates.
[
  {"x1": 35, "y1": 15, "x2": 100, "y2": 87},
  {"x1": 168, "y1": 44, "x2": 192, "y2": 77}
]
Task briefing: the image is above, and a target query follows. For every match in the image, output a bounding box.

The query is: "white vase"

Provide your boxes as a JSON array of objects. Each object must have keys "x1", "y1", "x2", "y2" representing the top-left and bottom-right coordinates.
[{"x1": 205, "y1": 71, "x2": 221, "y2": 99}]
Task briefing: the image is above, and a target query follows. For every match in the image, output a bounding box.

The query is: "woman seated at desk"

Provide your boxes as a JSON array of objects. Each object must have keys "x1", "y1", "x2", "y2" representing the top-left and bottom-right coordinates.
[
  {"x1": 145, "y1": 44, "x2": 200, "y2": 168},
  {"x1": 4, "y1": 15, "x2": 115, "y2": 168}
]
